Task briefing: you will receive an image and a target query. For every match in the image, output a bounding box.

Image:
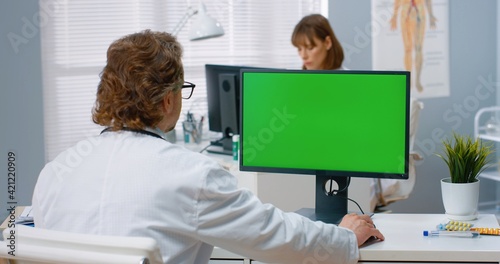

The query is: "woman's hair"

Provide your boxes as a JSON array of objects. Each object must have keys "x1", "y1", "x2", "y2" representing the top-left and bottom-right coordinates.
[
  {"x1": 291, "y1": 14, "x2": 344, "y2": 70},
  {"x1": 92, "y1": 29, "x2": 184, "y2": 130}
]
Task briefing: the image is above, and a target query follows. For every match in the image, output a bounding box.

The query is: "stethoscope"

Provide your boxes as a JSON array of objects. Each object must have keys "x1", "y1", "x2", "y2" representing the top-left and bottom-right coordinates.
[{"x1": 100, "y1": 127, "x2": 165, "y2": 141}]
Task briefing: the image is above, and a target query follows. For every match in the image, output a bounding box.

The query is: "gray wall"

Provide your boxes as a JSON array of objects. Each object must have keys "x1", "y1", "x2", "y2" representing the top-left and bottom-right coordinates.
[
  {"x1": 0, "y1": 0, "x2": 45, "y2": 221},
  {"x1": 331, "y1": 0, "x2": 498, "y2": 213}
]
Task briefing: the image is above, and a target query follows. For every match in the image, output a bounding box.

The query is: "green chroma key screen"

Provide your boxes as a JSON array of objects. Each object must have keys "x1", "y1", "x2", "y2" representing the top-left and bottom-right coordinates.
[{"x1": 240, "y1": 70, "x2": 409, "y2": 178}]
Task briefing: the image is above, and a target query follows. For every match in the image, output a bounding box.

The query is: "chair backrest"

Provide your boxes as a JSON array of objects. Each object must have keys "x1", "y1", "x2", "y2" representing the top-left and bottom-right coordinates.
[
  {"x1": 390, "y1": 98, "x2": 424, "y2": 197},
  {"x1": 372, "y1": 98, "x2": 424, "y2": 211},
  {"x1": 409, "y1": 98, "x2": 424, "y2": 151},
  {"x1": 0, "y1": 225, "x2": 163, "y2": 264}
]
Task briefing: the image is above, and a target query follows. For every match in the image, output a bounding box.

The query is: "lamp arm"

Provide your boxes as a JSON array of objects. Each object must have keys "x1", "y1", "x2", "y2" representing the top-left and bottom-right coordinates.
[{"x1": 171, "y1": 6, "x2": 198, "y2": 36}]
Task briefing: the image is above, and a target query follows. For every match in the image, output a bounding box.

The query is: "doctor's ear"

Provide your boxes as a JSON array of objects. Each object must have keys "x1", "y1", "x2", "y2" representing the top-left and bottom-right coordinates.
[{"x1": 162, "y1": 90, "x2": 175, "y2": 114}]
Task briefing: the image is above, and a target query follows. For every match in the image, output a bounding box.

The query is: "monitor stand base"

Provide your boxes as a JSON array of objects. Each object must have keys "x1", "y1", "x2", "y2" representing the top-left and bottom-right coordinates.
[
  {"x1": 295, "y1": 208, "x2": 344, "y2": 225},
  {"x1": 206, "y1": 138, "x2": 232, "y2": 156},
  {"x1": 206, "y1": 144, "x2": 232, "y2": 156}
]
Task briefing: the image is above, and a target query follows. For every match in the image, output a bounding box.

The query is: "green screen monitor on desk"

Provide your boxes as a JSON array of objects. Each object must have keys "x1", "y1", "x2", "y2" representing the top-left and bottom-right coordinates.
[{"x1": 239, "y1": 69, "x2": 410, "y2": 224}]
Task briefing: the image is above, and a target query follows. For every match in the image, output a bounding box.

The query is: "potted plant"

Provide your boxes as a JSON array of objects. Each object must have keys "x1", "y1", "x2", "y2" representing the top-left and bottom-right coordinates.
[{"x1": 436, "y1": 132, "x2": 494, "y2": 220}]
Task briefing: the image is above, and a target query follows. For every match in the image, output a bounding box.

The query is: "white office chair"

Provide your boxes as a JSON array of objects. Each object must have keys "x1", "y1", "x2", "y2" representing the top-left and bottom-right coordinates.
[
  {"x1": 371, "y1": 98, "x2": 424, "y2": 212},
  {"x1": 0, "y1": 225, "x2": 163, "y2": 264}
]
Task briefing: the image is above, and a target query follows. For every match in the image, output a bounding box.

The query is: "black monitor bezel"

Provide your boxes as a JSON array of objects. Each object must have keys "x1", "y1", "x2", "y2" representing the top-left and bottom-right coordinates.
[{"x1": 238, "y1": 69, "x2": 410, "y2": 180}]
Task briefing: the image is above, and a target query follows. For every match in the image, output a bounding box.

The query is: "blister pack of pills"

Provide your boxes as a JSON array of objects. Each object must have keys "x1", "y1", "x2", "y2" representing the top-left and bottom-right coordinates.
[
  {"x1": 470, "y1": 227, "x2": 500, "y2": 235},
  {"x1": 436, "y1": 220, "x2": 473, "y2": 231},
  {"x1": 437, "y1": 220, "x2": 500, "y2": 235}
]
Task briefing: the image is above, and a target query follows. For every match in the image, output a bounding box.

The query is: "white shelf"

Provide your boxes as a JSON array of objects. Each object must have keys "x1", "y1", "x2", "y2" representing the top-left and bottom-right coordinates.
[
  {"x1": 479, "y1": 166, "x2": 500, "y2": 182},
  {"x1": 474, "y1": 106, "x2": 500, "y2": 138},
  {"x1": 475, "y1": 107, "x2": 500, "y2": 220},
  {"x1": 479, "y1": 134, "x2": 500, "y2": 142},
  {"x1": 475, "y1": 107, "x2": 500, "y2": 183}
]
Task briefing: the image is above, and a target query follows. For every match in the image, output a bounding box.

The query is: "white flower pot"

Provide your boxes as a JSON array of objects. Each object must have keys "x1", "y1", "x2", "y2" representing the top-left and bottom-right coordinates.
[{"x1": 440, "y1": 178, "x2": 480, "y2": 221}]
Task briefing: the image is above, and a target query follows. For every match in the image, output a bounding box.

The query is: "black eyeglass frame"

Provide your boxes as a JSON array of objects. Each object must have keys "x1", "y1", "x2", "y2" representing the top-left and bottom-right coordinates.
[{"x1": 181, "y1": 81, "x2": 196, "y2": 99}]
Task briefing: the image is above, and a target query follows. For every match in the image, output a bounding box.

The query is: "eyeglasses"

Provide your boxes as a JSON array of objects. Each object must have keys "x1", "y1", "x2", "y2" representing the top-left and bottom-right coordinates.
[{"x1": 181, "y1": 81, "x2": 196, "y2": 99}]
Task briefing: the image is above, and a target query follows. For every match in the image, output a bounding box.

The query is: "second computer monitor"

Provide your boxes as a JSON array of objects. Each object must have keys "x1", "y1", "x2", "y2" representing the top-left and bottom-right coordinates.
[{"x1": 205, "y1": 64, "x2": 268, "y2": 155}]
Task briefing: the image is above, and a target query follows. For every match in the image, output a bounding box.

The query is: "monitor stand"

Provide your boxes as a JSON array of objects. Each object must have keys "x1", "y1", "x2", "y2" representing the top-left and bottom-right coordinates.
[
  {"x1": 296, "y1": 174, "x2": 349, "y2": 225},
  {"x1": 206, "y1": 137, "x2": 232, "y2": 156}
]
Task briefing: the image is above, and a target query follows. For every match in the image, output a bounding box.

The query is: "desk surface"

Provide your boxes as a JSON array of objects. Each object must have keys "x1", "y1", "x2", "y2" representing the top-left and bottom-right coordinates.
[
  {"x1": 3, "y1": 210, "x2": 499, "y2": 262},
  {"x1": 211, "y1": 213, "x2": 500, "y2": 263},
  {"x1": 360, "y1": 213, "x2": 500, "y2": 262}
]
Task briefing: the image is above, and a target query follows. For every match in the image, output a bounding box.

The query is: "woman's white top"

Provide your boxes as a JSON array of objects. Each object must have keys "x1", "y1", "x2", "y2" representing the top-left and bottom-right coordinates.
[{"x1": 32, "y1": 130, "x2": 358, "y2": 264}]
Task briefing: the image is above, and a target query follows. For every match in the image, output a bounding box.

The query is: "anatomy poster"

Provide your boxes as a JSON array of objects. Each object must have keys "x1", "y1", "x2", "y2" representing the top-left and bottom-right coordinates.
[{"x1": 372, "y1": 0, "x2": 449, "y2": 98}]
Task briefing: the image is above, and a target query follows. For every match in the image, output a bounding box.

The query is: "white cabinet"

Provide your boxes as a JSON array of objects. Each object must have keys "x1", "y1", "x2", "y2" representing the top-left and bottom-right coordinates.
[
  {"x1": 210, "y1": 247, "x2": 251, "y2": 264},
  {"x1": 209, "y1": 260, "x2": 246, "y2": 264},
  {"x1": 474, "y1": 106, "x2": 500, "y2": 219}
]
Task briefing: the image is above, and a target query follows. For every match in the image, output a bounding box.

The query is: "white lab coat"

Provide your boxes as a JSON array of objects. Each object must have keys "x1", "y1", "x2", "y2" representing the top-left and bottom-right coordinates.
[{"x1": 32, "y1": 130, "x2": 358, "y2": 264}]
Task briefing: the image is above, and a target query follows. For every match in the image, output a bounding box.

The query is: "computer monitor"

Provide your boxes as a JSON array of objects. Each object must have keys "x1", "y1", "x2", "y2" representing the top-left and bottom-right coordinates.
[
  {"x1": 205, "y1": 64, "x2": 269, "y2": 155},
  {"x1": 239, "y1": 69, "x2": 410, "y2": 224}
]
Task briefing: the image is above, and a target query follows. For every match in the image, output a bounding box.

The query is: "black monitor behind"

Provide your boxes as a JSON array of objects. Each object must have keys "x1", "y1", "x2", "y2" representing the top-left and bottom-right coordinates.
[{"x1": 207, "y1": 73, "x2": 239, "y2": 156}]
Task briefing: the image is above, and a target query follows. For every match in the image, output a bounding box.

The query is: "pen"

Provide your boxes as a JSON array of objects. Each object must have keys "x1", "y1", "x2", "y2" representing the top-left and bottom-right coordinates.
[{"x1": 423, "y1": 230, "x2": 480, "y2": 238}]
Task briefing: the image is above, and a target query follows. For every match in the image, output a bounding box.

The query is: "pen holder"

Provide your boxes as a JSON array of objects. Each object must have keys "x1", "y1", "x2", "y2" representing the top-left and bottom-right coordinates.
[{"x1": 182, "y1": 119, "x2": 203, "y2": 144}]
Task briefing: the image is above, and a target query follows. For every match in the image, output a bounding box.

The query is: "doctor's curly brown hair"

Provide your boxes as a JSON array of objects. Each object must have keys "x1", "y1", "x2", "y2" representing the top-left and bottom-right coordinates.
[{"x1": 92, "y1": 29, "x2": 184, "y2": 131}]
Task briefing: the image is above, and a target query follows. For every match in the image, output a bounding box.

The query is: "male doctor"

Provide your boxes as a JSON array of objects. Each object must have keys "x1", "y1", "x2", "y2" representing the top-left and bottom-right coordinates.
[{"x1": 32, "y1": 29, "x2": 384, "y2": 264}]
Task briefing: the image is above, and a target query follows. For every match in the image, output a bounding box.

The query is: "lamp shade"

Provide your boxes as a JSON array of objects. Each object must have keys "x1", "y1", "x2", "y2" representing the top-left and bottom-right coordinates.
[{"x1": 189, "y1": 3, "x2": 224, "y2": 41}]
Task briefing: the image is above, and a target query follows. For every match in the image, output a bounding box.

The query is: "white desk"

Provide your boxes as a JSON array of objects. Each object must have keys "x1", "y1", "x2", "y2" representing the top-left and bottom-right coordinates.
[
  {"x1": 211, "y1": 214, "x2": 500, "y2": 263},
  {"x1": 360, "y1": 213, "x2": 500, "y2": 263}
]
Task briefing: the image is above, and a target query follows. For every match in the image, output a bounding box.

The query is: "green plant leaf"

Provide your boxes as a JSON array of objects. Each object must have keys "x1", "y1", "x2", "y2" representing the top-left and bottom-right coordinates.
[{"x1": 435, "y1": 132, "x2": 494, "y2": 183}]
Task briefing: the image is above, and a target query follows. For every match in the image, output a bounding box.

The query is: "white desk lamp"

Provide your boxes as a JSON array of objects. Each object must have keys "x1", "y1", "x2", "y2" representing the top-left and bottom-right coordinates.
[{"x1": 171, "y1": 2, "x2": 224, "y2": 41}]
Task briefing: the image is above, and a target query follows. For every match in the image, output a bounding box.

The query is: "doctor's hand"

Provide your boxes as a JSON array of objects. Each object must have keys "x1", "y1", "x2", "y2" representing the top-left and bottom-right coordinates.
[{"x1": 338, "y1": 213, "x2": 385, "y2": 246}]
